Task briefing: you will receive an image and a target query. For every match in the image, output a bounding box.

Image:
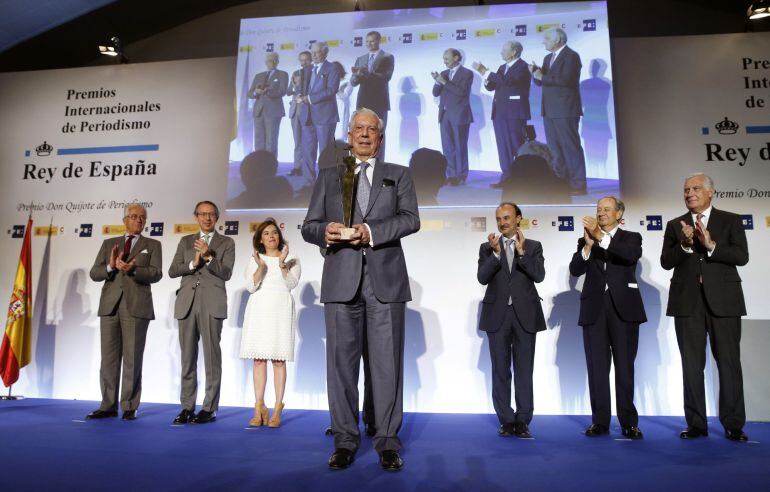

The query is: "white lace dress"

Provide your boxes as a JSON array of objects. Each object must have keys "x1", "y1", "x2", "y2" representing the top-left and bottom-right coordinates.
[{"x1": 239, "y1": 255, "x2": 301, "y2": 361}]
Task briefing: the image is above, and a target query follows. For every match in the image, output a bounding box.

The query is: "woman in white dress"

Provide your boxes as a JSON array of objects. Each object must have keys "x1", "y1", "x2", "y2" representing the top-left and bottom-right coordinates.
[{"x1": 240, "y1": 218, "x2": 301, "y2": 427}]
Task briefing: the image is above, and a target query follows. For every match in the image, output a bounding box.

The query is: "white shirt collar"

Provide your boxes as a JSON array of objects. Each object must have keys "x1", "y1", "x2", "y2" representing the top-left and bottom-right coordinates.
[
  {"x1": 368, "y1": 50, "x2": 380, "y2": 58},
  {"x1": 506, "y1": 57, "x2": 519, "y2": 68},
  {"x1": 200, "y1": 230, "x2": 214, "y2": 239},
  {"x1": 355, "y1": 157, "x2": 376, "y2": 173},
  {"x1": 605, "y1": 225, "x2": 620, "y2": 237},
  {"x1": 691, "y1": 205, "x2": 713, "y2": 221},
  {"x1": 125, "y1": 233, "x2": 140, "y2": 239}
]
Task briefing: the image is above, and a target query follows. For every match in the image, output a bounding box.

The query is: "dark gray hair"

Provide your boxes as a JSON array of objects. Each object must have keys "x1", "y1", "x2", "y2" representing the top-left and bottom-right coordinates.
[{"x1": 505, "y1": 41, "x2": 523, "y2": 57}]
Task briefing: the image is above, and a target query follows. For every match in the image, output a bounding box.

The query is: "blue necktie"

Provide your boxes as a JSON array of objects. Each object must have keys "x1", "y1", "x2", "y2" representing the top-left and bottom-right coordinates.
[
  {"x1": 357, "y1": 162, "x2": 371, "y2": 215},
  {"x1": 368, "y1": 53, "x2": 375, "y2": 72}
]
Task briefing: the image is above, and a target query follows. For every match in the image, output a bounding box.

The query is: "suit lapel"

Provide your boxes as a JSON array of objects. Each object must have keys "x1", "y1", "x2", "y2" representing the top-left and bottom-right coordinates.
[
  {"x1": 127, "y1": 235, "x2": 146, "y2": 262},
  {"x1": 499, "y1": 236, "x2": 512, "y2": 276},
  {"x1": 364, "y1": 160, "x2": 385, "y2": 217}
]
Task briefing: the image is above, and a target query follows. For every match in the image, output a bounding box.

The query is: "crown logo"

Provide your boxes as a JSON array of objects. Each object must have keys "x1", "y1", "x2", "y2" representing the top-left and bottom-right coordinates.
[
  {"x1": 35, "y1": 141, "x2": 53, "y2": 156},
  {"x1": 715, "y1": 117, "x2": 739, "y2": 135}
]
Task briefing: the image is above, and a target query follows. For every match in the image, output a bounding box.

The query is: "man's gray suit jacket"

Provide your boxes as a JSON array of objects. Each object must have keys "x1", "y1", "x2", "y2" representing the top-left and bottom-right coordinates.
[
  {"x1": 249, "y1": 69, "x2": 289, "y2": 118},
  {"x1": 168, "y1": 232, "x2": 235, "y2": 320},
  {"x1": 89, "y1": 235, "x2": 163, "y2": 319},
  {"x1": 301, "y1": 160, "x2": 420, "y2": 303}
]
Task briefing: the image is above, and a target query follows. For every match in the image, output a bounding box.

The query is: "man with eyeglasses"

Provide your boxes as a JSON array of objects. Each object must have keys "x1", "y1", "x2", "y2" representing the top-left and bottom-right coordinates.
[
  {"x1": 168, "y1": 201, "x2": 235, "y2": 424},
  {"x1": 87, "y1": 204, "x2": 162, "y2": 421}
]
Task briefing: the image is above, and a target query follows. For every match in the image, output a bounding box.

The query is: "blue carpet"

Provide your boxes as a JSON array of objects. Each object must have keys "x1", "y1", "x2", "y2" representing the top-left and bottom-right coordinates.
[{"x1": 0, "y1": 399, "x2": 768, "y2": 491}]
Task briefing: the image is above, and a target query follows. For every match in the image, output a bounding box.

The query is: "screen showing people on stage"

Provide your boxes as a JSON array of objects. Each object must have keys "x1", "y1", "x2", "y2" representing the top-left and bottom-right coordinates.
[{"x1": 228, "y1": 1, "x2": 616, "y2": 209}]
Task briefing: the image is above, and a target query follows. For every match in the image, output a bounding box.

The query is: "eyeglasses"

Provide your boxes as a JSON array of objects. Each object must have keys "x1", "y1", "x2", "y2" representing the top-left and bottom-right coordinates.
[
  {"x1": 126, "y1": 214, "x2": 147, "y2": 221},
  {"x1": 195, "y1": 212, "x2": 217, "y2": 218}
]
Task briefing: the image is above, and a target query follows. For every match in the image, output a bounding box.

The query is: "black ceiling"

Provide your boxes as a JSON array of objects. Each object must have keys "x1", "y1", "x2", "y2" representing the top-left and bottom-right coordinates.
[{"x1": 0, "y1": 0, "x2": 767, "y2": 73}]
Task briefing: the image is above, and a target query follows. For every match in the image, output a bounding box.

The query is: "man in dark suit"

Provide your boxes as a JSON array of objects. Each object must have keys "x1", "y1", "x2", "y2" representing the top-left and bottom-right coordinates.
[
  {"x1": 168, "y1": 201, "x2": 235, "y2": 425},
  {"x1": 569, "y1": 196, "x2": 646, "y2": 439},
  {"x1": 302, "y1": 108, "x2": 420, "y2": 471},
  {"x1": 432, "y1": 48, "x2": 474, "y2": 186},
  {"x1": 295, "y1": 42, "x2": 341, "y2": 186},
  {"x1": 472, "y1": 41, "x2": 531, "y2": 188},
  {"x1": 351, "y1": 31, "x2": 394, "y2": 159},
  {"x1": 248, "y1": 52, "x2": 289, "y2": 157},
  {"x1": 531, "y1": 28, "x2": 587, "y2": 195},
  {"x1": 86, "y1": 204, "x2": 162, "y2": 421},
  {"x1": 286, "y1": 51, "x2": 312, "y2": 176},
  {"x1": 477, "y1": 202, "x2": 545, "y2": 438},
  {"x1": 661, "y1": 173, "x2": 749, "y2": 441}
]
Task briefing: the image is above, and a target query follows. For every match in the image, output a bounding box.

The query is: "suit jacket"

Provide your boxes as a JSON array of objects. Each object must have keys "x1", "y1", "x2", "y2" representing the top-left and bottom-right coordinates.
[
  {"x1": 661, "y1": 208, "x2": 748, "y2": 317},
  {"x1": 248, "y1": 69, "x2": 289, "y2": 118},
  {"x1": 299, "y1": 60, "x2": 341, "y2": 126},
  {"x1": 351, "y1": 50, "x2": 394, "y2": 115},
  {"x1": 484, "y1": 58, "x2": 531, "y2": 121},
  {"x1": 569, "y1": 229, "x2": 647, "y2": 326},
  {"x1": 432, "y1": 65, "x2": 474, "y2": 125},
  {"x1": 302, "y1": 160, "x2": 420, "y2": 303},
  {"x1": 89, "y1": 235, "x2": 163, "y2": 320},
  {"x1": 477, "y1": 238, "x2": 546, "y2": 334},
  {"x1": 533, "y1": 45, "x2": 583, "y2": 118},
  {"x1": 287, "y1": 68, "x2": 303, "y2": 119},
  {"x1": 168, "y1": 232, "x2": 235, "y2": 320}
]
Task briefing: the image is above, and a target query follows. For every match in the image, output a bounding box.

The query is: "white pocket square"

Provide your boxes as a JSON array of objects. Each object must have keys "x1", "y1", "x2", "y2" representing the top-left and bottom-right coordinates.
[
  {"x1": 628, "y1": 283, "x2": 638, "y2": 289},
  {"x1": 139, "y1": 249, "x2": 149, "y2": 254},
  {"x1": 509, "y1": 95, "x2": 520, "y2": 100}
]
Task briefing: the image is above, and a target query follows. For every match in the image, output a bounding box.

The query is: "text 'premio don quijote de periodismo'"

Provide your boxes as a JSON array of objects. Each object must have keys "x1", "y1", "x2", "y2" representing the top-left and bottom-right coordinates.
[{"x1": 61, "y1": 87, "x2": 161, "y2": 133}]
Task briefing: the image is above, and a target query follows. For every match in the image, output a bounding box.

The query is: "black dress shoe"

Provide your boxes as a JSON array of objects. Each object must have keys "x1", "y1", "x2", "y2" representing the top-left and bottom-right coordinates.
[
  {"x1": 621, "y1": 426, "x2": 644, "y2": 439},
  {"x1": 191, "y1": 410, "x2": 216, "y2": 424},
  {"x1": 85, "y1": 409, "x2": 118, "y2": 420},
  {"x1": 173, "y1": 409, "x2": 195, "y2": 425},
  {"x1": 379, "y1": 450, "x2": 404, "y2": 471},
  {"x1": 584, "y1": 424, "x2": 609, "y2": 437},
  {"x1": 513, "y1": 422, "x2": 533, "y2": 438},
  {"x1": 498, "y1": 423, "x2": 516, "y2": 437},
  {"x1": 328, "y1": 448, "x2": 355, "y2": 470},
  {"x1": 679, "y1": 427, "x2": 708, "y2": 439},
  {"x1": 121, "y1": 410, "x2": 137, "y2": 421},
  {"x1": 364, "y1": 423, "x2": 377, "y2": 437},
  {"x1": 725, "y1": 429, "x2": 748, "y2": 442},
  {"x1": 324, "y1": 426, "x2": 333, "y2": 436}
]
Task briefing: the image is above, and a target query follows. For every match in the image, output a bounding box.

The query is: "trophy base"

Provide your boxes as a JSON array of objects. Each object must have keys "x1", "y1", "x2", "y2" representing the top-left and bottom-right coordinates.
[{"x1": 339, "y1": 228, "x2": 356, "y2": 240}]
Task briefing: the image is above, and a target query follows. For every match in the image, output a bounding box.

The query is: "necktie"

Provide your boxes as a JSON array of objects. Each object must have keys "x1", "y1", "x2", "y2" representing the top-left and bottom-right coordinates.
[
  {"x1": 505, "y1": 238, "x2": 515, "y2": 272},
  {"x1": 696, "y1": 214, "x2": 704, "y2": 284},
  {"x1": 203, "y1": 233, "x2": 211, "y2": 245},
  {"x1": 311, "y1": 65, "x2": 318, "y2": 87},
  {"x1": 357, "y1": 162, "x2": 371, "y2": 215},
  {"x1": 122, "y1": 235, "x2": 135, "y2": 261},
  {"x1": 449, "y1": 69, "x2": 455, "y2": 81},
  {"x1": 368, "y1": 53, "x2": 375, "y2": 72},
  {"x1": 505, "y1": 238, "x2": 514, "y2": 305},
  {"x1": 503, "y1": 64, "x2": 509, "y2": 76}
]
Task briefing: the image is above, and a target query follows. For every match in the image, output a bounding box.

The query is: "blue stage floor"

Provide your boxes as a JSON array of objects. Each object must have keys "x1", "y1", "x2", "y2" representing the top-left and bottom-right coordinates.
[{"x1": 1, "y1": 399, "x2": 768, "y2": 491}]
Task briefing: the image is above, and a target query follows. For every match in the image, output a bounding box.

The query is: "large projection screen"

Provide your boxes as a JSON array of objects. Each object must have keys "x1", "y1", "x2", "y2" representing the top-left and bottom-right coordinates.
[{"x1": 228, "y1": 1, "x2": 617, "y2": 209}]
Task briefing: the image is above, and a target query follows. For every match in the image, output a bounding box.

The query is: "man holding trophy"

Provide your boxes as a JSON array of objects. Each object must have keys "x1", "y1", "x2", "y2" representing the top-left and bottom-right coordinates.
[{"x1": 302, "y1": 108, "x2": 420, "y2": 471}]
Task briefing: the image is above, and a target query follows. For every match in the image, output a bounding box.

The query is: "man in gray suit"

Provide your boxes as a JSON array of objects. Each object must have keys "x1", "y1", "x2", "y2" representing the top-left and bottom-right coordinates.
[
  {"x1": 286, "y1": 51, "x2": 312, "y2": 176},
  {"x1": 351, "y1": 31, "x2": 394, "y2": 158},
  {"x1": 432, "y1": 48, "x2": 474, "y2": 186},
  {"x1": 86, "y1": 204, "x2": 162, "y2": 421},
  {"x1": 302, "y1": 108, "x2": 420, "y2": 471},
  {"x1": 295, "y1": 42, "x2": 341, "y2": 186},
  {"x1": 169, "y1": 201, "x2": 235, "y2": 425},
  {"x1": 248, "y1": 52, "x2": 289, "y2": 157}
]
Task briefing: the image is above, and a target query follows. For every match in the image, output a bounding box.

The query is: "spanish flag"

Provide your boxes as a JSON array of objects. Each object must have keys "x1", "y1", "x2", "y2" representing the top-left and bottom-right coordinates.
[{"x1": 0, "y1": 216, "x2": 33, "y2": 387}]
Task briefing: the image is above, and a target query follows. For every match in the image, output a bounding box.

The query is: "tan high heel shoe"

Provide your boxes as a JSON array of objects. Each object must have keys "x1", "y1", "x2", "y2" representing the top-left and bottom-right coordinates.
[
  {"x1": 249, "y1": 400, "x2": 269, "y2": 427},
  {"x1": 268, "y1": 402, "x2": 284, "y2": 428}
]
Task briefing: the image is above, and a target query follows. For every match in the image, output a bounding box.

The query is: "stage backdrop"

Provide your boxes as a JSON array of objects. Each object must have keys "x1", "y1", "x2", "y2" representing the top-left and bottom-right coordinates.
[
  {"x1": 0, "y1": 33, "x2": 768, "y2": 420},
  {"x1": 228, "y1": 1, "x2": 619, "y2": 207}
]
